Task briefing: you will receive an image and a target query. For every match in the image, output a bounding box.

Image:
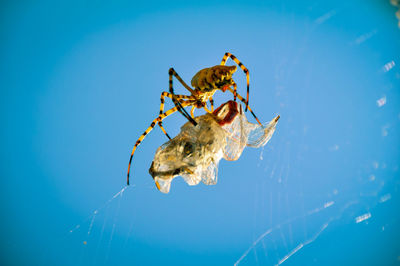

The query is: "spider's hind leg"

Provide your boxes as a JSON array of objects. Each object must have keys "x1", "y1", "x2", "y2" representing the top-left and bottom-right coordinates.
[
  {"x1": 168, "y1": 68, "x2": 198, "y2": 126},
  {"x1": 158, "y1": 92, "x2": 193, "y2": 139},
  {"x1": 127, "y1": 104, "x2": 190, "y2": 185}
]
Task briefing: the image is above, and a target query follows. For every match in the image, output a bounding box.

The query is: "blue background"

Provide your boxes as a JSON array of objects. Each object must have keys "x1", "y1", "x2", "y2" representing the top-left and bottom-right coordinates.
[{"x1": 1, "y1": 0, "x2": 400, "y2": 265}]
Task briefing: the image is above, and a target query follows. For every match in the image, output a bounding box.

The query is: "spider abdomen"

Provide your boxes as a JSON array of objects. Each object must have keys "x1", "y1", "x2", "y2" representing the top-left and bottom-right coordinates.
[{"x1": 191, "y1": 65, "x2": 237, "y2": 92}]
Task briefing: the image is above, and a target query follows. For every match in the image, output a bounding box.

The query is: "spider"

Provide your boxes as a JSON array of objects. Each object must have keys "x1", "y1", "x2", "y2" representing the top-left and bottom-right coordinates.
[{"x1": 127, "y1": 53, "x2": 262, "y2": 185}]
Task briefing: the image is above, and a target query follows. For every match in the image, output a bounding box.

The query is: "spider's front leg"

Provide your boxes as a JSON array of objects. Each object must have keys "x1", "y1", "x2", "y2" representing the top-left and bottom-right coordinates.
[
  {"x1": 225, "y1": 86, "x2": 262, "y2": 125},
  {"x1": 221, "y1": 52, "x2": 250, "y2": 111},
  {"x1": 231, "y1": 83, "x2": 237, "y2": 102}
]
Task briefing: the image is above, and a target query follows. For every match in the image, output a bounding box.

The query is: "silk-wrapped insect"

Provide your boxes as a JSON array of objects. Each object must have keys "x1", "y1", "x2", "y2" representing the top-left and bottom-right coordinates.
[{"x1": 149, "y1": 100, "x2": 279, "y2": 193}]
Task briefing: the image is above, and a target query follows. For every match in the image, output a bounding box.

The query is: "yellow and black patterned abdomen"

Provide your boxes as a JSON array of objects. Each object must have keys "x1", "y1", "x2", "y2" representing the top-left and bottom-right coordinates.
[{"x1": 191, "y1": 65, "x2": 237, "y2": 92}]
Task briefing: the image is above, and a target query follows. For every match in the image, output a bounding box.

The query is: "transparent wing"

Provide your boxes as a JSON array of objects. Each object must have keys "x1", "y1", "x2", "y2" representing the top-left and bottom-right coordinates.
[
  {"x1": 246, "y1": 116, "x2": 280, "y2": 148},
  {"x1": 222, "y1": 104, "x2": 280, "y2": 160}
]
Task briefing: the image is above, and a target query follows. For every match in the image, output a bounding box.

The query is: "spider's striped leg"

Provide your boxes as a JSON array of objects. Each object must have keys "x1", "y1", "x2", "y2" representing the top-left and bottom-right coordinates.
[
  {"x1": 190, "y1": 106, "x2": 195, "y2": 118},
  {"x1": 127, "y1": 103, "x2": 191, "y2": 185},
  {"x1": 226, "y1": 87, "x2": 262, "y2": 125},
  {"x1": 203, "y1": 105, "x2": 213, "y2": 114},
  {"x1": 168, "y1": 68, "x2": 196, "y2": 94},
  {"x1": 168, "y1": 68, "x2": 198, "y2": 126},
  {"x1": 209, "y1": 96, "x2": 214, "y2": 112},
  {"x1": 232, "y1": 83, "x2": 237, "y2": 101},
  {"x1": 221, "y1": 52, "x2": 250, "y2": 111},
  {"x1": 158, "y1": 92, "x2": 194, "y2": 139},
  {"x1": 225, "y1": 82, "x2": 238, "y2": 104}
]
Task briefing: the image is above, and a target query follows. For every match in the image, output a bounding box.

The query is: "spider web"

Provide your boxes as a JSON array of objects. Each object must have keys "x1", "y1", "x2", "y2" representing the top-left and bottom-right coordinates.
[
  {"x1": 230, "y1": 3, "x2": 400, "y2": 265},
  {"x1": 2, "y1": 0, "x2": 400, "y2": 265},
  {"x1": 62, "y1": 2, "x2": 400, "y2": 265}
]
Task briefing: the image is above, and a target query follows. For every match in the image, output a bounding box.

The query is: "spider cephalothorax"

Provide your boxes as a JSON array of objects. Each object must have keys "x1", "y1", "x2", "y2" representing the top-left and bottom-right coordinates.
[{"x1": 127, "y1": 53, "x2": 262, "y2": 185}]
